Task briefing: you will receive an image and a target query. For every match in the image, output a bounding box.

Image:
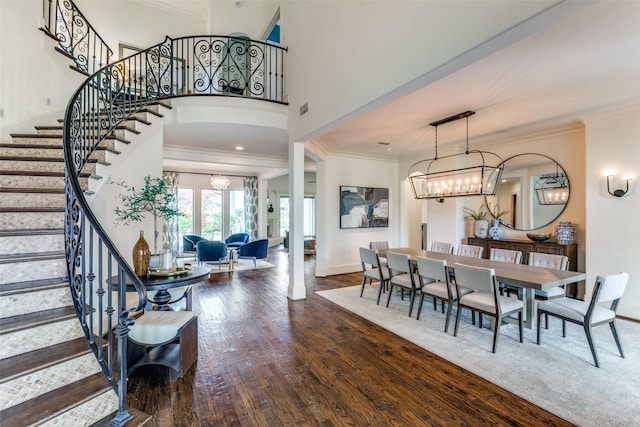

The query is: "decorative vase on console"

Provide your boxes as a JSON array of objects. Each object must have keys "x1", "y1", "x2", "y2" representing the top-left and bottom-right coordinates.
[
  {"x1": 489, "y1": 220, "x2": 501, "y2": 240},
  {"x1": 132, "y1": 230, "x2": 150, "y2": 276},
  {"x1": 474, "y1": 219, "x2": 489, "y2": 239},
  {"x1": 556, "y1": 221, "x2": 575, "y2": 244},
  {"x1": 159, "y1": 222, "x2": 174, "y2": 270}
]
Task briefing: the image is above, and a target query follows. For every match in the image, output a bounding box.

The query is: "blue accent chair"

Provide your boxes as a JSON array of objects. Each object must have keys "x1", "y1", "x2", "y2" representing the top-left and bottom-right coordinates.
[
  {"x1": 183, "y1": 235, "x2": 205, "y2": 254},
  {"x1": 196, "y1": 240, "x2": 228, "y2": 269},
  {"x1": 237, "y1": 239, "x2": 269, "y2": 268},
  {"x1": 225, "y1": 233, "x2": 250, "y2": 249}
]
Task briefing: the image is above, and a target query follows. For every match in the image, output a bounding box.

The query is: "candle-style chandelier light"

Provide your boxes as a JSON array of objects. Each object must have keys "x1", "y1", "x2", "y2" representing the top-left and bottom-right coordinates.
[{"x1": 408, "y1": 111, "x2": 503, "y2": 200}]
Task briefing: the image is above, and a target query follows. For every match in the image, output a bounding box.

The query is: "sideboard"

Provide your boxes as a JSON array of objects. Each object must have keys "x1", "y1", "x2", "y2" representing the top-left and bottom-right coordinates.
[{"x1": 467, "y1": 237, "x2": 579, "y2": 297}]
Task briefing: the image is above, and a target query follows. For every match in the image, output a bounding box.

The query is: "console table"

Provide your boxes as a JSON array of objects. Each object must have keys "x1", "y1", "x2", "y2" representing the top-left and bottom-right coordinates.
[{"x1": 467, "y1": 237, "x2": 579, "y2": 297}]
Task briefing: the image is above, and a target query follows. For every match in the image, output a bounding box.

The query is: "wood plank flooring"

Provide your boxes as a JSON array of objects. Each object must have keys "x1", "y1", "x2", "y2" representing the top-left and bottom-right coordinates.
[{"x1": 126, "y1": 247, "x2": 574, "y2": 426}]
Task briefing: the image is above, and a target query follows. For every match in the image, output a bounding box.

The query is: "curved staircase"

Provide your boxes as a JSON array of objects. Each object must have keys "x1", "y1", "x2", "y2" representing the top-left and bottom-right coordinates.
[{"x1": 0, "y1": 116, "x2": 162, "y2": 425}]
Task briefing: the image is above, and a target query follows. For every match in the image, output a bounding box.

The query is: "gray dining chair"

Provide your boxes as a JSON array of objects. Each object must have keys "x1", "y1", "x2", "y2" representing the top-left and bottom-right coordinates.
[
  {"x1": 416, "y1": 257, "x2": 472, "y2": 332},
  {"x1": 489, "y1": 248, "x2": 523, "y2": 298},
  {"x1": 453, "y1": 262, "x2": 524, "y2": 353},
  {"x1": 369, "y1": 241, "x2": 389, "y2": 266},
  {"x1": 386, "y1": 252, "x2": 421, "y2": 317},
  {"x1": 359, "y1": 247, "x2": 389, "y2": 304},
  {"x1": 431, "y1": 242, "x2": 454, "y2": 254},
  {"x1": 457, "y1": 244, "x2": 484, "y2": 258},
  {"x1": 537, "y1": 272, "x2": 628, "y2": 367},
  {"x1": 528, "y1": 252, "x2": 569, "y2": 299}
]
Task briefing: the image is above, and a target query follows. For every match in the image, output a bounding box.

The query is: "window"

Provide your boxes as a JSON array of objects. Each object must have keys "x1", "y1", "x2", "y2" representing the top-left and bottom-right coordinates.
[
  {"x1": 278, "y1": 196, "x2": 315, "y2": 237},
  {"x1": 229, "y1": 189, "x2": 245, "y2": 234},
  {"x1": 201, "y1": 189, "x2": 223, "y2": 240},
  {"x1": 177, "y1": 187, "x2": 194, "y2": 251},
  {"x1": 279, "y1": 196, "x2": 289, "y2": 237}
]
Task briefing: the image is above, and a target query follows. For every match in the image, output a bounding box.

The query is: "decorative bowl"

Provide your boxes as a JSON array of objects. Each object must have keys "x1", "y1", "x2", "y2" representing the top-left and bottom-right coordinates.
[{"x1": 526, "y1": 232, "x2": 552, "y2": 242}]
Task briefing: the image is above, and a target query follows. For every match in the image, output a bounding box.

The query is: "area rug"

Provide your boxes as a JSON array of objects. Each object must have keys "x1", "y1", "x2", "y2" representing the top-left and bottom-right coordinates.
[
  {"x1": 316, "y1": 285, "x2": 640, "y2": 427},
  {"x1": 205, "y1": 258, "x2": 275, "y2": 274}
]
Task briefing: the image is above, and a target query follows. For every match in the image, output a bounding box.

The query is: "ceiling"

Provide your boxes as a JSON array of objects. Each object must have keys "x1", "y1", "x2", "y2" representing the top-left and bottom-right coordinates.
[{"x1": 163, "y1": 1, "x2": 640, "y2": 176}]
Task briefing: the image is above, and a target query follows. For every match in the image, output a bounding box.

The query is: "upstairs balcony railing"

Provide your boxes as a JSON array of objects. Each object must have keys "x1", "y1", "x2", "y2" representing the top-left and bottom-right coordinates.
[
  {"x1": 43, "y1": 0, "x2": 113, "y2": 75},
  {"x1": 63, "y1": 35, "x2": 287, "y2": 426}
]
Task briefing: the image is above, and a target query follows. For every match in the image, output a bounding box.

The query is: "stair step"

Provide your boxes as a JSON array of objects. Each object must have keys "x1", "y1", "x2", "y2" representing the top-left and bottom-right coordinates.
[
  {"x1": 0, "y1": 337, "x2": 91, "y2": 382},
  {"x1": 1, "y1": 316, "x2": 85, "y2": 358},
  {"x1": 0, "y1": 159, "x2": 97, "y2": 174},
  {"x1": 0, "y1": 211, "x2": 65, "y2": 231},
  {"x1": 0, "y1": 233, "x2": 64, "y2": 256},
  {"x1": 0, "y1": 250, "x2": 65, "y2": 263},
  {"x1": 0, "y1": 191, "x2": 65, "y2": 209},
  {"x1": 34, "y1": 126, "x2": 63, "y2": 136},
  {"x1": 0, "y1": 170, "x2": 93, "y2": 178},
  {"x1": 0, "y1": 255, "x2": 66, "y2": 285},
  {"x1": 0, "y1": 206, "x2": 65, "y2": 213},
  {"x1": 0, "y1": 277, "x2": 67, "y2": 295},
  {"x1": 0, "y1": 144, "x2": 112, "y2": 159},
  {"x1": 0, "y1": 306, "x2": 77, "y2": 334},
  {"x1": 0, "y1": 228, "x2": 64, "y2": 237},
  {"x1": 0, "y1": 187, "x2": 64, "y2": 194},
  {"x1": 0, "y1": 370, "x2": 115, "y2": 426},
  {"x1": 8, "y1": 134, "x2": 63, "y2": 145},
  {"x1": 0, "y1": 174, "x2": 72, "y2": 190}
]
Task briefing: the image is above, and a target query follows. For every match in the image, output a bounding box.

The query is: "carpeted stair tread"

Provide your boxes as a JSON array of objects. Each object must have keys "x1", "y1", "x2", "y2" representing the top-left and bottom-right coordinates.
[
  {"x1": 0, "y1": 337, "x2": 91, "y2": 382},
  {"x1": 0, "y1": 156, "x2": 98, "y2": 163},
  {"x1": 0, "y1": 277, "x2": 67, "y2": 294},
  {"x1": 0, "y1": 305, "x2": 77, "y2": 334},
  {"x1": 0, "y1": 228, "x2": 64, "y2": 237},
  {"x1": 0, "y1": 187, "x2": 65, "y2": 194},
  {"x1": 0, "y1": 206, "x2": 65, "y2": 213},
  {"x1": 0, "y1": 250, "x2": 65, "y2": 263},
  {"x1": 0, "y1": 372, "x2": 112, "y2": 426},
  {"x1": 0, "y1": 170, "x2": 93, "y2": 178}
]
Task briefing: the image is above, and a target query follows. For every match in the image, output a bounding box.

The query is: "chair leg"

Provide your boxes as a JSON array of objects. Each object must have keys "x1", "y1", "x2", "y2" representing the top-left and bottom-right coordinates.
[
  {"x1": 360, "y1": 277, "x2": 367, "y2": 297},
  {"x1": 479, "y1": 314, "x2": 483, "y2": 329},
  {"x1": 444, "y1": 300, "x2": 453, "y2": 333},
  {"x1": 376, "y1": 281, "x2": 385, "y2": 305},
  {"x1": 536, "y1": 309, "x2": 543, "y2": 345},
  {"x1": 453, "y1": 306, "x2": 462, "y2": 337},
  {"x1": 416, "y1": 294, "x2": 425, "y2": 320},
  {"x1": 609, "y1": 321, "x2": 625, "y2": 358},
  {"x1": 408, "y1": 290, "x2": 415, "y2": 317},
  {"x1": 386, "y1": 284, "x2": 394, "y2": 307},
  {"x1": 518, "y1": 311, "x2": 523, "y2": 343},
  {"x1": 584, "y1": 324, "x2": 600, "y2": 368},
  {"x1": 432, "y1": 298, "x2": 437, "y2": 311},
  {"x1": 492, "y1": 314, "x2": 500, "y2": 353},
  {"x1": 545, "y1": 313, "x2": 549, "y2": 329},
  {"x1": 562, "y1": 319, "x2": 566, "y2": 337}
]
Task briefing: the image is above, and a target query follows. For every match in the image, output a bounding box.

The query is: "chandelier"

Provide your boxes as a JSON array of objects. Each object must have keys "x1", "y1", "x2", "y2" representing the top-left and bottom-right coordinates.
[
  {"x1": 535, "y1": 167, "x2": 569, "y2": 205},
  {"x1": 408, "y1": 111, "x2": 503, "y2": 200},
  {"x1": 210, "y1": 169, "x2": 230, "y2": 190}
]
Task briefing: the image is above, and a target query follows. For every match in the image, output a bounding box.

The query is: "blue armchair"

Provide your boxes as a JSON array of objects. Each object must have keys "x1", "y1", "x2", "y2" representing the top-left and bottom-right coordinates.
[
  {"x1": 237, "y1": 239, "x2": 269, "y2": 268},
  {"x1": 196, "y1": 240, "x2": 228, "y2": 269},
  {"x1": 225, "y1": 233, "x2": 249, "y2": 249},
  {"x1": 183, "y1": 235, "x2": 205, "y2": 254}
]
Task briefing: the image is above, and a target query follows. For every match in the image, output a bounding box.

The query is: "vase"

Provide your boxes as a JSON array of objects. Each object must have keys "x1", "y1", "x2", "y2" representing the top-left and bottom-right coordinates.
[
  {"x1": 556, "y1": 221, "x2": 575, "y2": 244},
  {"x1": 474, "y1": 219, "x2": 489, "y2": 238},
  {"x1": 132, "y1": 230, "x2": 150, "y2": 276},
  {"x1": 159, "y1": 222, "x2": 174, "y2": 270},
  {"x1": 489, "y1": 220, "x2": 501, "y2": 240}
]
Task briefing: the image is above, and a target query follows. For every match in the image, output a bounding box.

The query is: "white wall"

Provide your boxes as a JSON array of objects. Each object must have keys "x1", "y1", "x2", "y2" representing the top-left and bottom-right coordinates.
[
  {"x1": 316, "y1": 154, "x2": 398, "y2": 276},
  {"x1": 584, "y1": 104, "x2": 640, "y2": 319},
  {"x1": 282, "y1": 0, "x2": 558, "y2": 144}
]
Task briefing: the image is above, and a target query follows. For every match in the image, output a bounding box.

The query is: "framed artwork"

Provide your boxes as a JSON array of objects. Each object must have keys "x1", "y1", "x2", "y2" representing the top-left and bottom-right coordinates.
[{"x1": 340, "y1": 186, "x2": 389, "y2": 229}]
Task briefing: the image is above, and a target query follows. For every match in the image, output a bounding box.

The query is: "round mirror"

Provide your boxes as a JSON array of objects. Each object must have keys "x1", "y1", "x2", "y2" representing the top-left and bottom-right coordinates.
[{"x1": 485, "y1": 153, "x2": 569, "y2": 231}]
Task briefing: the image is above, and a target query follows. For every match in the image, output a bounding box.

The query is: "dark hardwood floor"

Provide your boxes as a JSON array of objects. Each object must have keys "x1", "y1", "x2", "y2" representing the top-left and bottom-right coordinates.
[{"x1": 126, "y1": 247, "x2": 574, "y2": 427}]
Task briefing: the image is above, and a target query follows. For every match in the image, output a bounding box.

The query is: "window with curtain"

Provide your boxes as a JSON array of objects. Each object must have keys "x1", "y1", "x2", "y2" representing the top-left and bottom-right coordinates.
[
  {"x1": 201, "y1": 188, "x2": 223, "y2": 240},
  {"x1": 177, "y1": 187, "x2": 194, "y2": 251},
  {"x1": 229, "y1": 189, "x2": 245, "y2": 234}
]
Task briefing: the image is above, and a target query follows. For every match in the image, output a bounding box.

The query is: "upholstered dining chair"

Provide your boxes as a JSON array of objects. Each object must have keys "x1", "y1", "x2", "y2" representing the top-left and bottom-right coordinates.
[
  {"x1": 431, "y1": 242, "x2": 454, "y2": 254},
  {"x1": 196, "y1": 240, "x2": 228, "y2": 269},
  {"x1": 528, "y1": 252, "x2": 569, "y2": 299},
  {"x1": 359, "y1": 247, "x2": 389, "y2": 304},
  {"x1": 225, "y1": 233, "x2": 250, "y2": 249},
  {"x1": 386, "y1": 252, "x2": 421, "y2": 317},
  {"x1": 457, "y1": 244, "x2": 484, "y2": 258},
  {"x1": 370, "y1": 241, "x2": 389, "y2": 265},
  {"x1": 416, "y1": 257, "x2": 472, "y2": 332},
  {"x1": 453, "y1": 263, "x2": 524, "y2": 353},
  {"x1": 537, "y1": 272, "x2": 628, "y2": 367},
  {"x1": 489, "y1": 248, "x2": 523, "y2": 298}
]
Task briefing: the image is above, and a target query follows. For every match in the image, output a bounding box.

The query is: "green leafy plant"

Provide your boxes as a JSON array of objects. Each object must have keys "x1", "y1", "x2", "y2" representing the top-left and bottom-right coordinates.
[
  {"x1": 486, "y1": 202, "x2": 509, "y2": 221},
  {"x1": 462, "y1": 206, "x2": 489, "y2": 221},
  {"x1": 111, "y1": 175, "x2": 183, "y2": 253}
]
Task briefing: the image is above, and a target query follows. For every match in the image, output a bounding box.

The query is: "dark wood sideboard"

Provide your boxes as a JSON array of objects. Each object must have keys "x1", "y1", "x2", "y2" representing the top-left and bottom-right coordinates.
[{"x1": 467, "y1": 237, "x2": 579, "y2": 297}]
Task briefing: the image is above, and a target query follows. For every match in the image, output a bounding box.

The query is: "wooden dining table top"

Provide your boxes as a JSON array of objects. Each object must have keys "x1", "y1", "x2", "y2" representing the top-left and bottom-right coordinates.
[{"x1": 378, "y1": 247, "x2": 585, "y2": 291}]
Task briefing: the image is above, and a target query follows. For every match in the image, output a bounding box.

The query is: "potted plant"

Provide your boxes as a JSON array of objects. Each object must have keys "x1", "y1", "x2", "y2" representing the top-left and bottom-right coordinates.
[
  {"x1": 111, "y1": 175, "x2": 183, "y2": 271},
  {"x1": 463, "y1": 205, "x2": 490, "y2": 238}
]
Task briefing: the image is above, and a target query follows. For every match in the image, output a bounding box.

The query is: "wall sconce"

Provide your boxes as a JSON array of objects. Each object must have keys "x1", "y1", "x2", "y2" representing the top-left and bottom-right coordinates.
[{"x1": 606, "y1": 175, "x2": 632, "y2": 197}]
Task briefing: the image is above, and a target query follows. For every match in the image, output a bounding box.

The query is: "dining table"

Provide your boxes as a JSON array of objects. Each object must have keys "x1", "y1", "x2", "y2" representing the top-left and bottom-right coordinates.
[{"x1": 378, "y1": 247, "x2": 586, "y2": 329}]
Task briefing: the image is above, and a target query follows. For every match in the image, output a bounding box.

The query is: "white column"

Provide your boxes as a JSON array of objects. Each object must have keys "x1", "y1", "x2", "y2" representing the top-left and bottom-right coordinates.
[{"x1": 288, "y1": 141, "x2": 306, "y2": 300}]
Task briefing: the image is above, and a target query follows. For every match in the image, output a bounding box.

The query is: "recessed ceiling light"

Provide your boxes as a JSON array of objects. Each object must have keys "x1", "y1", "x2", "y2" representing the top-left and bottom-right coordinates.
[{"x1": 235, "y1": 146, "x2": 244, "y2": 150}]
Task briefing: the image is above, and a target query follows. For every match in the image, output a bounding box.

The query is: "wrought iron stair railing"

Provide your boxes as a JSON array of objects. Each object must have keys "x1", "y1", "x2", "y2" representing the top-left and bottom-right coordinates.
[
  {"x1": 63, "y1": 35, "x2": 287, "y2": 426},
  {"x1": 43, "y1": 0, "x2": 113, "y2": 75}
]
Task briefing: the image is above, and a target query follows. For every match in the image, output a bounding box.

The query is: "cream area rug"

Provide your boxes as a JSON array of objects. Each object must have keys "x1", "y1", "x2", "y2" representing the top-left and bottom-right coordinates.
[
  {"x1": 316, "y1": 285, "x2": 640, "y2": 427},
  {"x1": 205, "y1": 258, "x2": 275, "y2": 274}
]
